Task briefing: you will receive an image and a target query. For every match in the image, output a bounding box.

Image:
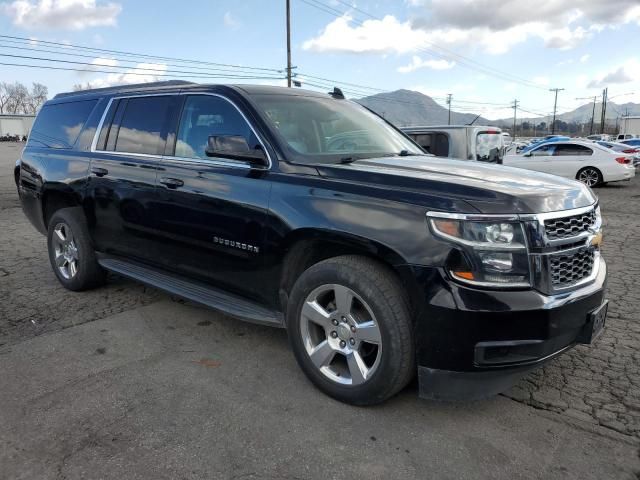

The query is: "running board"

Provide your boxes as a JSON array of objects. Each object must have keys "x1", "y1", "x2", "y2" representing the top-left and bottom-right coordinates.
[{"x1": 98, "y1": 257, "x2": 284, "y2": 328}]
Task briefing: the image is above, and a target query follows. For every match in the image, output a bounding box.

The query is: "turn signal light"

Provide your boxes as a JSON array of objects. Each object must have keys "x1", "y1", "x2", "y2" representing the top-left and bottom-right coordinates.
[
  {"x1": 452, "y1": 271, "x2": 475, "y2": 280},
  {"x1": 615, "y1": 157, "x2": 631, "y2": 164},
  {"x1": 622, "y1": 149, "x2": 639, "y2": 154}
]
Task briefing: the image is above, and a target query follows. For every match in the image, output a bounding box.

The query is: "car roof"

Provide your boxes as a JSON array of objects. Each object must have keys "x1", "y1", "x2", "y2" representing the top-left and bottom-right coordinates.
[{"x1": 51, "y1": 81, "x2": 332, "y2": 103}]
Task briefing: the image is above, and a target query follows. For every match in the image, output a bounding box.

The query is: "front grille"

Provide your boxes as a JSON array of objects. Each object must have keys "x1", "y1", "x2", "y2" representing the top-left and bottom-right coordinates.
[
  {"x1": 544, "y1": 209, "x2": 596, "y2": 240},
  {"x1": 549, "y1": 247, "x2": 595, "y2": 287}
]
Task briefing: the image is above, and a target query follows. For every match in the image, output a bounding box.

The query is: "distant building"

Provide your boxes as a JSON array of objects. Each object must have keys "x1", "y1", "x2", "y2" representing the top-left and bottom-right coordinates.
[{"x1": 0, "y1": 114, "x2": 35, "y2": 138}]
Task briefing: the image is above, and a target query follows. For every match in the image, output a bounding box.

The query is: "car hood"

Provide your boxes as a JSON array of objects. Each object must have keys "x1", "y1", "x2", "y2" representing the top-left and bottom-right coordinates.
[{"x1": 316, "y1": 156, "x2": 596, "y2": 214}]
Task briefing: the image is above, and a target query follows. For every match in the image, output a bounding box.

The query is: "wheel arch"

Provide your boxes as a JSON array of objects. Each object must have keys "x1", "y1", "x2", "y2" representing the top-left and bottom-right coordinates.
[
  {"x1": 277, "y1": 228, "x2": 420, "y2": 315},
  {"x1": 41, "y1": 184, "x2": 84, "y2": 229}
]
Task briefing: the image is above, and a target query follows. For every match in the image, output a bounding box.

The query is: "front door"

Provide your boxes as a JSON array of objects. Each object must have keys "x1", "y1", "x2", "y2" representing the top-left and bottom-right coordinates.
[{"x1": 153, "y1": 94, "x2": 272, "y2": 303}]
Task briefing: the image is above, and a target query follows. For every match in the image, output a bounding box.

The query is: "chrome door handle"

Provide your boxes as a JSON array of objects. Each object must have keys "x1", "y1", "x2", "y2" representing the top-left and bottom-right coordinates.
[
  {"x1": 91, "y1": 167, "x2": 108, "y2": 177},
  {"x1": 159, "y1": 177, "x2": 184, "y2": 189}
]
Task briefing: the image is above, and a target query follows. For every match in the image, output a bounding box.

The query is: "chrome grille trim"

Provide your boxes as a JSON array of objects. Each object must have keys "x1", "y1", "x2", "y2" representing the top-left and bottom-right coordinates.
[
  {"x1": 544, "y1": 210, "x2": 597, "y2": 240},
  {"x1": 524, "y1": 204, "x2": 601, "y2": 295},
  {"x1": 549, "y1": 247, "x2": 595, "y2": 287}
]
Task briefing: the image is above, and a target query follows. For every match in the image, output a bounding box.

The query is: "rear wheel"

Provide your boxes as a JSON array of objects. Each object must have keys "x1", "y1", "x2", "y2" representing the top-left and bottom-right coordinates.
[
  {"x1": 577, "y1": 167, "x2": 603, "y2": 187},
  {"x1": 287, "y1": 255, "x2": 414, "y2": 405},
  {"x1": 47, "y1": 207, "x2": 106, "y2": 291}
]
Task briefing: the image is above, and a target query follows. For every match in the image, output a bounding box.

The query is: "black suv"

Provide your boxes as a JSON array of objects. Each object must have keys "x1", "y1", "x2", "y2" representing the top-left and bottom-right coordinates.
[{"x1": 16, "y1": 81, "x2": 608, "y2": 405}]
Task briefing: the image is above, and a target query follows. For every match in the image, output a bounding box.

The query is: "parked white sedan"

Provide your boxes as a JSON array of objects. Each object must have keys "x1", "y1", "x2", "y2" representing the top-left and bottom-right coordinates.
[{"x1": 503, "y1": 140, "x2": 635, "y2": 187}]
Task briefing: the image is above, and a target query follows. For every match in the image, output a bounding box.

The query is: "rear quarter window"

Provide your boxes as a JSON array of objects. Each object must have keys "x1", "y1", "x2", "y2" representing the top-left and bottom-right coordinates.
[{"x1": 28, "y1": 99, "x2": 98, "y2": 149}]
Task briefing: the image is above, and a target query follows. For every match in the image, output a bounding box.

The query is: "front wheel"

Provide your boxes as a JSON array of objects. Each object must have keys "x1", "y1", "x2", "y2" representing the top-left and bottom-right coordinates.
[
  {"x1": 577, "y1": 167, "x2": 603, "y2": 187},
  {"x1": 287, "y1": 255, "x2": 414, "y2": 405}
]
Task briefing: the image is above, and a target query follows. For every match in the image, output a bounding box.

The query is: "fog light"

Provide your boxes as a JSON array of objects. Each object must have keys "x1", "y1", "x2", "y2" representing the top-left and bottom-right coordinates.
[{"x1": 480, "y1": 252, "x2": 513, "y2": 271}]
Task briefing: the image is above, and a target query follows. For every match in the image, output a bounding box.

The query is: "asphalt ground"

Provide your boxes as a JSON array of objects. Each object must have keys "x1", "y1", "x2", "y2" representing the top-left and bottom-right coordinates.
[{"x1": 1, "y1": 142, "x2": 639, "y2": 479}]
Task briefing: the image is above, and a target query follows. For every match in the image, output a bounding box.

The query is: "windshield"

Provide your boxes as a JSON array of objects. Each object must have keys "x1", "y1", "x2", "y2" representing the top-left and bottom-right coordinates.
[{"x1": 250, "y1": 94, "x2": 423, "y2": 164}]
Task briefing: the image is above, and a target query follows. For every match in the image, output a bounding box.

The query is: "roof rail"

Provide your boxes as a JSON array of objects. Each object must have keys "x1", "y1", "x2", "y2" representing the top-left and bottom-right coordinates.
[{"x1": 53, "y1": 80, "x2": 194, "y2": 99}]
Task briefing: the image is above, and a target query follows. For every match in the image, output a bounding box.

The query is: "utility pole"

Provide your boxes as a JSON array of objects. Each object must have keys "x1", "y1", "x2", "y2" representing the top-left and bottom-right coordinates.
[
  {"x1": 512, "y1": 99, "x2": 519, "y2": 141},
  {"x1": 286, "y1": 0, "x2": 292, "y2": 87},
  {"x1": 446, "y1": 94, "x2": 452, "y2": 125},
  {"x1": 600, "y1": 88, "x2": 608, "y2": 134},
  {"x1": 549, "y1": 88, "x2": 564, "y2": 134},
  {"x1": 575, "y1": 95, "x2": 598, "y2": 135}
]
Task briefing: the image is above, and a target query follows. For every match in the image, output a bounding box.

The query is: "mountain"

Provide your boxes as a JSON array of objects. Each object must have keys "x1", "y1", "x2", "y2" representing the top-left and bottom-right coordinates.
[
  {"x1": 495, "y1": 101, "x2": 640, "y2": 126},
  {"x1": 356, "y1": 89, "x2": 493, "y2": 127}
]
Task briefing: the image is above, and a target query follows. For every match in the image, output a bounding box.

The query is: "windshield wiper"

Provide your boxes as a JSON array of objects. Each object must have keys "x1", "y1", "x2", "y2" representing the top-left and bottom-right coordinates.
[{"x1": 339, "y1": 156, "x2": 357, "y2": 164}]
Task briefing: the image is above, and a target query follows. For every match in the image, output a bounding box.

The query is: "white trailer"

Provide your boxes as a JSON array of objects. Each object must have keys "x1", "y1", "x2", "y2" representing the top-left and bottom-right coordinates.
[
  {"x1": 619, "y1": 116, "x2": 640, "y2": 138},
  {"x1": 0, "y1": 114, "x2": 35, "y2": 138}
]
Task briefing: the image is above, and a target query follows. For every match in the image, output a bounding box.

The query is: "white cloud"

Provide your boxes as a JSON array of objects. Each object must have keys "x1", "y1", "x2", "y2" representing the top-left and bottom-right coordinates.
[
  {"x1": 587, "y1": 59, "x2": 640, "y2": 88},
  {"x1": 303, "y1": 14, "x2": 595, "y2": 58},
  {"x1": 391, "y1": 0, "x2": 639, "y2": 56},
  {"x1": 2, "y1": 0, "x2": 122, "y2": 30},
  {"x1": 303, "y1": 15, "x2": 430, "y2": 54},
  {"x1": 79, "y1": 61, "x2": 168, "y2": 89},
  {"x1": 580, "y1": 53, "x2": 590, "y2": 63},
  {"x1": 409, "y1": 0, "x2": 640, "y2": 30},
  {"x1": 223, "y1": 11, "x2": 240, "y2": 29},
  {"x1": 398, "y1": 55, "x2": 455, "y2": 73}
]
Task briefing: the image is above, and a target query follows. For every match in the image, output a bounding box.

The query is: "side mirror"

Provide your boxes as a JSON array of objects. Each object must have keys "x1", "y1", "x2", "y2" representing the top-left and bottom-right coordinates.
[{"x1": 205, "y1": 135, "x2": 268, "y2": 166}]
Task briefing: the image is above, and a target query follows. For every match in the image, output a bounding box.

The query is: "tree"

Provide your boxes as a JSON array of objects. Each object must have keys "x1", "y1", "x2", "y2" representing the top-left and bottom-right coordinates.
[
  {"x1": 0, "y1": 81, "x2": 49, "y2": 115},
  {"x1": 0, "y1": 83, "x2": 10, "y2": 114},
  {"x1": 5, "y1": 82, "x2": 29, "y2": 114},
  {"x1": 25, "y1": 82, "x2": 48, "y2": 114}
]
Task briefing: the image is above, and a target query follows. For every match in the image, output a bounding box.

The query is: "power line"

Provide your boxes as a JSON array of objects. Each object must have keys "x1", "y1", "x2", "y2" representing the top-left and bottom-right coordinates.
[
  {"x1": 0, "y1": 52, "x2": 287, "y2": 80},
  {"x1": 0, "y1": 60, "x2": 285, "y2": 81},
  {"x1": 0, "y1": 34, "x2": 282, "y2": 73},
  {"x1": 0, "y1": 40, "x2": 280, "y2": 76}
]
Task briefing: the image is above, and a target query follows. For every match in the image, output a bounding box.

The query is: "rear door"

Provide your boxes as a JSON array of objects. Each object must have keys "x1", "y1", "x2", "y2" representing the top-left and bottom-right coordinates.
[
  {"x1": 551, "y1": 143, "x2": 594, "y2": 178},
  {"x1": 152, "y1": 93, "x2": 273, "y2": 302},
  {"x1": 85, "y1": 94, "x2": 177, "y2": 264}
]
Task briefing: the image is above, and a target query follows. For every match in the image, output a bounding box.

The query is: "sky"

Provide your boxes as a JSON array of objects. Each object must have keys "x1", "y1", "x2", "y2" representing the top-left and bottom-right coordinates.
[{"x1": 1, "y1": 0, "x2": 640, "y2": 120}]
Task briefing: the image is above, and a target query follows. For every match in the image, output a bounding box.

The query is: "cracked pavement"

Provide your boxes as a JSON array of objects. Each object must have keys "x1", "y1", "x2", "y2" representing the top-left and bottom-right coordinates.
[{"x1": 1, "y1": 143, "x2": 639, "y2": 479}]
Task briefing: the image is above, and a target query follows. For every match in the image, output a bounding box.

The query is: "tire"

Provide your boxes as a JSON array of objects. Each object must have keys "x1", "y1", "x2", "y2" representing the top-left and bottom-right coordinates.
[
  {"x1": 286, "y1": 255, "x2": 414, "y2": 405},
  {"x1": 576, "y1": 167, "x2": 603, "y2": 187},
  {"x1": 47, "y1": 207, "x2": 106, "y2": 291}
]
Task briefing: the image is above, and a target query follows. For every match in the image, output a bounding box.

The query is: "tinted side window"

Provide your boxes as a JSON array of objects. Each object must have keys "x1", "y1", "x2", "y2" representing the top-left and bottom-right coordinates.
[
  {"x1": 113, "y1": 96, "x2": 171, "y2": 155},
  {"x1": 531, "y1": 145, "x2": 555, "y2": 156},
  {"x1": 175, "y1": 95, "x2": 257, "y2": 159},
  {"x1": 554, "y1": 144, "x2": 593, "y2": 156},
  {"x1": 29, "y1": 100, "x2": 98, "y2": 148}
]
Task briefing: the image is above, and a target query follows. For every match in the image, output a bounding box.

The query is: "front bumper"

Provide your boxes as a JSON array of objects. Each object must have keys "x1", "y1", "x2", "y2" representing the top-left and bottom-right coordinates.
[{"x1": 399, "y1": 257, "x2": 607, "y2": 401}]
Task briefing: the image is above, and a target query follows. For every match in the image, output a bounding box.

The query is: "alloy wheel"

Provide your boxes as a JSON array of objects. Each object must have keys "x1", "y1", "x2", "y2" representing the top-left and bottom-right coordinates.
[
  {"x1": 52, "y1": 222, "x2": 79, "y2": 280},
  {"x1": 300, "y1": 284, "x2": 382, "y2": 386},
  {"x1": 578, "y1": 168, "x2": 600, "y2": 187}
]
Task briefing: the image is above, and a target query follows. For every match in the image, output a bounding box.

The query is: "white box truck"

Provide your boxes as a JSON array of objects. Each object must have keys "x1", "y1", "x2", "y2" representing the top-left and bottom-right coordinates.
[{"x1": 618, "y1": 116, "x2": 640, "y2": 140}]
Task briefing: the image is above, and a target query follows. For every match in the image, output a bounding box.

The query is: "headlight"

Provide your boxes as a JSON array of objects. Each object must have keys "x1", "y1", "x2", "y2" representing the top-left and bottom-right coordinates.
[{"x1": 428, "y1": 213, "x2": 530, "y2": 287}]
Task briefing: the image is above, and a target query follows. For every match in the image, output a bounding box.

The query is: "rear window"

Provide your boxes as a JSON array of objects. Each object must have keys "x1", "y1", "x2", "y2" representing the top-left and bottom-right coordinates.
[
  {"x1": 411, "y1": 133, "x2": 449, "y2": 157},
  {"x1": 29, "y1": 100, "x2": 98, "y2": 148},
  {"x1": 476, "y1": 132, "x2": 503, "y2": 162}
]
